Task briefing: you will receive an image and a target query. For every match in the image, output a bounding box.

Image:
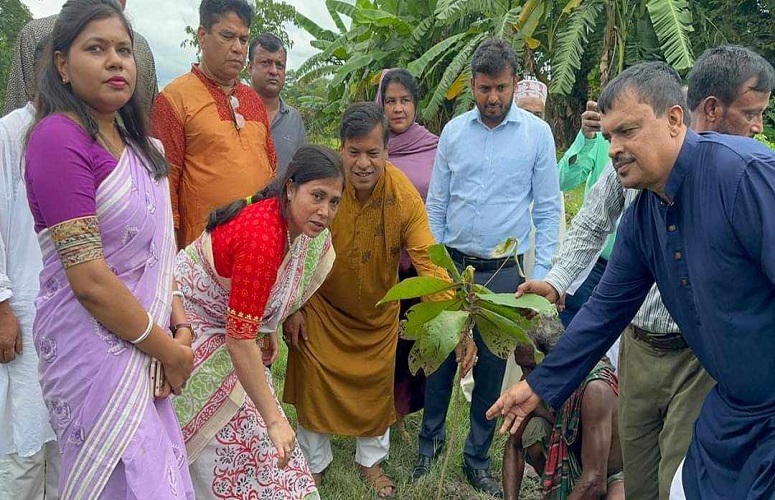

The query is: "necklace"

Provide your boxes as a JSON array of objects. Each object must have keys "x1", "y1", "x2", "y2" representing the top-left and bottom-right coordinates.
[{"x1": 97, "y1": 127, "x2": 124, "y2": 160}]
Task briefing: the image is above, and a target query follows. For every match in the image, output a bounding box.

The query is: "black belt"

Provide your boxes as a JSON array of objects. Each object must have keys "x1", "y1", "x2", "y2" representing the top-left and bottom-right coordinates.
[
  {"x1": 446, "y1": 246, "x2": 522, "y2": 273},
  {"x1": 631, "y1": 325, "x2": 688, "y2": 351}
]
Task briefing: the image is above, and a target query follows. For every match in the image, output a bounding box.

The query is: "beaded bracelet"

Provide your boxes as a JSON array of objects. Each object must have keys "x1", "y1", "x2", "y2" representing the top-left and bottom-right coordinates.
[
  {"x1": 131, "y1": 312, "x2": 154, "y2": 345},
  {"x1": 172, "y1": 291, "x2": 184, "y2": 300}
]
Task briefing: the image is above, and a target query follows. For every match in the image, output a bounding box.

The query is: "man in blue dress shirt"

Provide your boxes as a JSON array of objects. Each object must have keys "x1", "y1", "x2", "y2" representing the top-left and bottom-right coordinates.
[
  {"x1": 414, "y1": 38, "x2": 561, "y2": 497},
  {"x1": 488, "y1": 61, "x2": 775, "y2": 499}
]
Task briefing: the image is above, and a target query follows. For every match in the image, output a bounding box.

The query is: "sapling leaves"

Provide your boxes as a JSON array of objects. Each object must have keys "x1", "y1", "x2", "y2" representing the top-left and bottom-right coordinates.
[
  {"x1": 401, "y1": 299, "x2": 463, "y2": 340},
  {"x1": 476, "y1": 306, "x2": 534, "y2": 346},
  {"x1": 474, "y1": 310, "x2": 520, "y2": 359},
  {"x1": 408, "y1": 310, "x2": 470, "y2": 375},
  {"x1": 477, "y1": 293, "x2": 555, "y2": 316},
  {"x1": 380, "y1": 238, "x2": 556, "y2": 375},
  {"x1": 428, "y1": 244, "x2": 462, "y2": 280},
  {"x1": 376, "y1": 276, "x2": 456, "y2": 305},
  {"x1": 490, "y1": 237, "x2": 518, "y2": 259}
]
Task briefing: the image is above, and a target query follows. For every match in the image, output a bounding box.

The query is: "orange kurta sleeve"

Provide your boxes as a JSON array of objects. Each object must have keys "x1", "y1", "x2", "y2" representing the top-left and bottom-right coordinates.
[
  {"x1": 403, "y1": 191, "x2": 448, "y2": 281},
  {"x1": 151, "y1": 93, "x2": 185, "y2": 230},
  {"x1": 402, "y1": 188, "x2": 454, "y2": 301},
  {"x1": 211, "y1": 200, "x2": 286, "y2": 339}
]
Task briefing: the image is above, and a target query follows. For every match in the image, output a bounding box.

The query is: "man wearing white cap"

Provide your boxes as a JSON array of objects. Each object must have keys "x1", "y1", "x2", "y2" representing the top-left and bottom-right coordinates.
[{"x1": 515, "y1": 79, "x2": 548, "y2": 120}]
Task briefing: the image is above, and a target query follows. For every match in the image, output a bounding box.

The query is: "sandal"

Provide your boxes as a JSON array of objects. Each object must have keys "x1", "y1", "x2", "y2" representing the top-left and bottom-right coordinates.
[{"x1": 360, "y1": 464, "x2": 396, "y2": 498}]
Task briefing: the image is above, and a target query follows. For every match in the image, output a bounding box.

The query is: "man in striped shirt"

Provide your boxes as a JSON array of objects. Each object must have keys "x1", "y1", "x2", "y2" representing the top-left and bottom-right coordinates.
[{"x1": 508, "y1": 45, "x2": 773, "y2": 499}]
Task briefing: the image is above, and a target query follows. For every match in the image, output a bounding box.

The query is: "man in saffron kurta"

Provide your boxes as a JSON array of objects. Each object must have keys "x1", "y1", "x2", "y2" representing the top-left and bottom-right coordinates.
[
  {"x1": 283, "y1": 103, "x2": 468, "y2": 498},
  {"x1": 151, "y1": 0, "x2": 276, "y2": 249}
]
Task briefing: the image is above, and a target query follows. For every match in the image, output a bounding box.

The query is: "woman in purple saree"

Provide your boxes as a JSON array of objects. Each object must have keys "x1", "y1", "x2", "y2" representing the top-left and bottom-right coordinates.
[{"x1": 24, "y1": 1, "x2": 194, "y2": 498}]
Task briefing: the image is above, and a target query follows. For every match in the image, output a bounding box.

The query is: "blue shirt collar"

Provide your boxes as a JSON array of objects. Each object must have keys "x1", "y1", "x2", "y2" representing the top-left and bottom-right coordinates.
[
  {"x1": 471, "y1": 102, "x2": 522, "y2": 129},
  {"x1": 664, "y1": 128, "x2": 699, "y2": 202}
]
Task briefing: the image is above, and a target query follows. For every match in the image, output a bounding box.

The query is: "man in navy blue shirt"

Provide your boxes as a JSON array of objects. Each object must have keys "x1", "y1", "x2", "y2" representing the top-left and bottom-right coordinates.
[{"x1": 488, "y1": 61, "x2": 775, "y2": 499}]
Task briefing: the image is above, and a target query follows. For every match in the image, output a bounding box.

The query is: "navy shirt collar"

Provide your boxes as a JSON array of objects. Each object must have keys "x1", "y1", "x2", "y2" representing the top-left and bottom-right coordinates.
[{"x1": 664, "y1": 128, "x2": 700, "y2": 202}]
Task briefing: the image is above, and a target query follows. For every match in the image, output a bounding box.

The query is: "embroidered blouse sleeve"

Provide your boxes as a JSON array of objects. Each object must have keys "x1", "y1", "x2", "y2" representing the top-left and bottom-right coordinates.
[
  {"x1": 25, "y1": 117, "x2": 104, "y2": 269},
  {"x1": 225, "y1": 205, "x2": 286, "y2": 340}
]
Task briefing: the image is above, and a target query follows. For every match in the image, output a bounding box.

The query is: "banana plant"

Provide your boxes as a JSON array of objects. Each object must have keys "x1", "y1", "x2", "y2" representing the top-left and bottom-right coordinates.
[{"x1": 377, "y1": 239, "x2": 555, "y2": 377}]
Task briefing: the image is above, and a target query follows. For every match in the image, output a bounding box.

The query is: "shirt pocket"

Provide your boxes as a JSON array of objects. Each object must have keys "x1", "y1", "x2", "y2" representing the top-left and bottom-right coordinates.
[{"x1": 493, "y1": 149, "x2": 535, "y2": 198}]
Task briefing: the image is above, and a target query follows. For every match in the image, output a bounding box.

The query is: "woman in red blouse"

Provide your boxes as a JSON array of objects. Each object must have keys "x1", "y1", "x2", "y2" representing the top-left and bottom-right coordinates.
[{"x1": 172, "y1": 145, "x2": 344, "y2": 499}]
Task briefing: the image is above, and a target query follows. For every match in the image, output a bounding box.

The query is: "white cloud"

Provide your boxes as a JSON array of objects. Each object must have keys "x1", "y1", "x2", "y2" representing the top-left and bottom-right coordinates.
[{"x1": 20, "y1": 0, "x2": 339, "y2": 87}]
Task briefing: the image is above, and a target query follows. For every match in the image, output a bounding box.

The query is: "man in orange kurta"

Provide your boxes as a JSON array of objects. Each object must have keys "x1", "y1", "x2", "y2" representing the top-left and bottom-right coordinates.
[
  {"x1": 151, "y1": 0, "x2": 276, "y2": 249},
  {"x1": 283, "y1": 103, "x2": 474, "y2": 498}
]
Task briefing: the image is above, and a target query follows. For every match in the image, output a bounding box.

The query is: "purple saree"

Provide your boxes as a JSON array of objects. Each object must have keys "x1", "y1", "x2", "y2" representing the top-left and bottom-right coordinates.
[{"x1": 31, "y1": 144, "x2": 194, "y2": 499}]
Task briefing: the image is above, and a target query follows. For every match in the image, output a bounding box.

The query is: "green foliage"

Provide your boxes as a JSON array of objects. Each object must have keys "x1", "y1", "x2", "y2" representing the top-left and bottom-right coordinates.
[
  {"x1": 282, "y1": 70, "x2": 339, "y2": 146},
  {"x1": 428, "y1": 244, "x2": 462, "y2": 279},
  {"x1": 376, "y1": 275, "x2": 456, "y2": 305},
  {"x1": 402, "y1": 299, "x2": 463, "y2": 336},
  {"x1": 755, "y1": 133, "x2": 775, "y2": 150},
  {"x1": 549, "y1": 0, "x2": 604, "y2": 96},
  {"x1": 646, "y1": 0, "x2": 695, "y2": 72},
  {"x1": 380, "y1": 242, "x2": 555, "y2": 378},
  {"x1": 0, "y1": 0, "x2": 32, "y2": 112},
  {"x1": 407, "y1": 310, "x2": 470, "y2": 376},
  {"x1": 293, "y1": 0, "x2": 772, "y2": 146}
]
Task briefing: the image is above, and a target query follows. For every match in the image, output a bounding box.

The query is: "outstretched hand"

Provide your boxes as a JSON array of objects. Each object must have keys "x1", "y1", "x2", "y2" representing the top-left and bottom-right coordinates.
[{"x1": 486, "y1": 380, "x2": 543, "y2": 435}]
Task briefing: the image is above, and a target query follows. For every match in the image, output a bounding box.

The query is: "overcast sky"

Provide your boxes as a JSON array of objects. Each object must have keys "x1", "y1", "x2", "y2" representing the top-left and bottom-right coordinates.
[{"x1": 20, "y1": 0, "x2": 337, "y2": 86}]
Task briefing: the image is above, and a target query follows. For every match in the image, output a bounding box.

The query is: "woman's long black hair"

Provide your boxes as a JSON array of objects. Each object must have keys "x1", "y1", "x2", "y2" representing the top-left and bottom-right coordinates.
[
  {"x1": 32, "y1": 0, "x2": 167, "y2": 179},
  {"x1": 206, "y1": 145, "x2": 345, "y2": 231}
]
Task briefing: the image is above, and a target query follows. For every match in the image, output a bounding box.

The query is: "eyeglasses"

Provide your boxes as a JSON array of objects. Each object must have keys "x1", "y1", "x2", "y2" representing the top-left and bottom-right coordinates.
[{"x1": 229, "y1": 95, "x2": 245, "y2": 131}]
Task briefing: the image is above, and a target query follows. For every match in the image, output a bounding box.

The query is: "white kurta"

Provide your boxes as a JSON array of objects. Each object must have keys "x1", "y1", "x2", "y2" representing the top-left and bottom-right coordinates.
[{"x1": 0, "y1": 103, "x2": 56, "y2": 457}]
